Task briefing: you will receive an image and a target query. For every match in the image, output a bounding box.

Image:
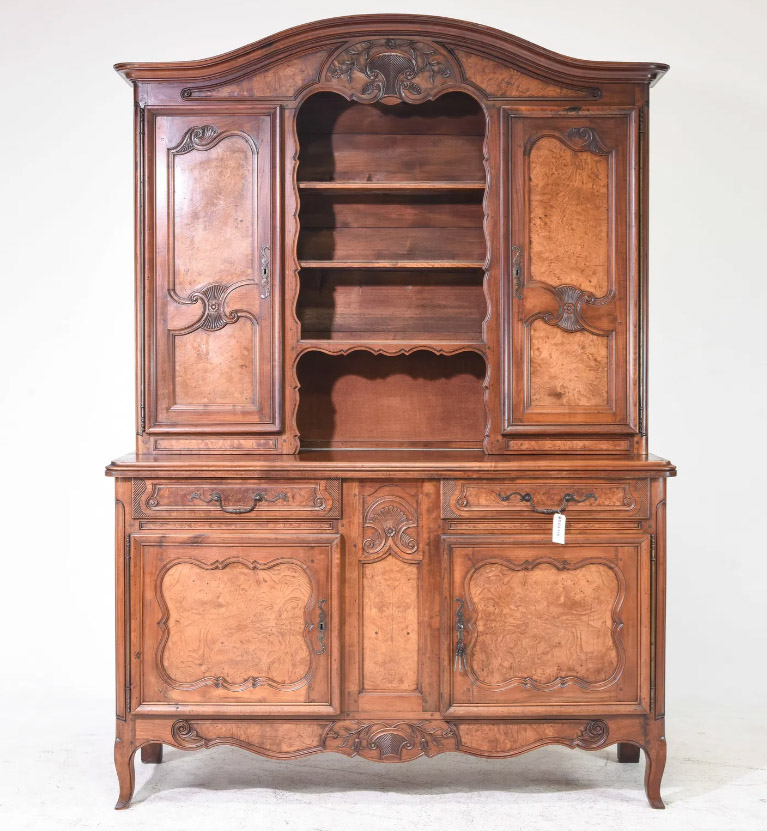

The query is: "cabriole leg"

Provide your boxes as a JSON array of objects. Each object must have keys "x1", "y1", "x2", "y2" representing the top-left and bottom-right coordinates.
[
  {"x1": 114, "y1": 738, "x2": 136, "y2": 810},
  {"x1": 141, "y1": 743, "x2": 163, "y2": 764},
  {"x1": 643, "y1": 735, "x2": 667, "y2": 809}
]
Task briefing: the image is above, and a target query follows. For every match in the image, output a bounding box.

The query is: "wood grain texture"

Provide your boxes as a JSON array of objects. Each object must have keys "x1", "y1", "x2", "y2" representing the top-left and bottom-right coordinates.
[
  {"x1": 362, "y1": 556, "x2": 420, "y2": 691},
  {"x1": 160, "y1": 559, "x2": 313, "y2": 689},
  {"x1": 444, "y1": 536, "x2": 647, "y2": 715},
  {"x1": 467, "y1": 561, "x2": 621, "y2": 687},
  {"x1": 529, "y1": 323, "x2": 610, "y2": 408},
  {"x1": 528, "y1": 136, "x2": 609, "y2": 295}
]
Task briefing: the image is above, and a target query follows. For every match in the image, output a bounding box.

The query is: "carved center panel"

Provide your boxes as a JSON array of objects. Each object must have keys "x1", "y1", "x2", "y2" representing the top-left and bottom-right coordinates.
[{"x1": 326, "y1": 38, "x2": 454, "y2": 102}]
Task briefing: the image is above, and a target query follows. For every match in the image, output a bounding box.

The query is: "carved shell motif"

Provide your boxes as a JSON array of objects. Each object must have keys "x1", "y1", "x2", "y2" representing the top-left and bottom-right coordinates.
[
  {"x1": 362, "y1": 495, "x2": 418, "y2": 558},
  {"x1": 327, "y1": 39, "x2": 453, "y2": 102},
  {"x1": 187, "y1": 283, "x2": 239, "y2": 331}
]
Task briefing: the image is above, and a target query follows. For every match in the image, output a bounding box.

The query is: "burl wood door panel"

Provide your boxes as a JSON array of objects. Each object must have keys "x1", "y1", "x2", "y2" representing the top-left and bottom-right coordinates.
[
  {"x1": 131, "y1": 533, "x2": 339, "y2": 714},
  {"x1": 502, "y1": 113, "x2": 637, "y2": 433},
  {"x1": 443, "y1": 535, "x2": 649, "y2": 716},
  {"x1": 148, "y1": 110, "x2": 280, "y2": 433}
]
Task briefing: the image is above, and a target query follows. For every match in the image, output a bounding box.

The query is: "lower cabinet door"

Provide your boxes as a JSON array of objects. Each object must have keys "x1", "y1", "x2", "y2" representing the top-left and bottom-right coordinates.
[
  {"x1": 131, "y1": 533, "x2": 339, "y2": 714},
  {"x1": 443, "y1": 535, "x2": 650, "y2": 717}
]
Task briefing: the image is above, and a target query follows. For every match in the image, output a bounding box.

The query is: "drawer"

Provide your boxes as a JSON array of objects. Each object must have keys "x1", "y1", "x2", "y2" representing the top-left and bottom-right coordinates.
[
  {"x1": 132, "y1": 478, "x2": 341, "y2": 519},
  {"x1": 441, "y1": 479, "x2": 649, "y2": 520}
]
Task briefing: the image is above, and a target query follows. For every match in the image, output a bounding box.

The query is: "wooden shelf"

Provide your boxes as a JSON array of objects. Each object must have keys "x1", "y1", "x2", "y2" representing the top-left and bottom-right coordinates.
[
  {"x1": 297, "y1": 339, "x2": 485, "y2": 356},
  {"x1": 298, "y1": 181, "x2": 485, "y2": 192},
  {"x1": 299, "y1": 260, "x2": 485, "y2": 270}
]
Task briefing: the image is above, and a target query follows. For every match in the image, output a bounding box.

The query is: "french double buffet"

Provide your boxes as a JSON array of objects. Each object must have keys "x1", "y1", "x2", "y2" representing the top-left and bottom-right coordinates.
[{"x1": 107, "y1": 14, "x2": 675, "y2": 809}]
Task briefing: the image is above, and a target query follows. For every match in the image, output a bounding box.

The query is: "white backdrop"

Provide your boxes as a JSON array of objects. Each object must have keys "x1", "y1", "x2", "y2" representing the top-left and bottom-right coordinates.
[{"x1": 1, "y1": 0, "x2": 765, "y2": 791}]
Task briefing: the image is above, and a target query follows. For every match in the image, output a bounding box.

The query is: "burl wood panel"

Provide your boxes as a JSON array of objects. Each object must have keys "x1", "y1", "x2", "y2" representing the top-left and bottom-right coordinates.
[
  {"x1": 151, "y1": 112, "x2": 279, "y2": 430},
  {"x1": 172, "y1": 134, "x2": 256, "y2": 295},
  {"x1": 183, "y1": 50, "x2": 330, "y2": 99},
  {"x1": 468, "y1": 561, "x2": 620, "y2": 686},
  {"x1": 453, "y1": 48, "x2": 594, "y2": 99},
  {"x1": 362, "y1": 555, "x2": 419, "y2": 691},
  {"x1": 529, "y1": 324, "x2": 610, "y2": 408},
  {"x1": 161, "y1": 560, "x2": 312, "y2": 688},
  {"x1": 174, "y1": 321, "x2": 257, "y2": 406},
  {"x1": 529, "y1": 137, "x2": 609, "y2": 295}
]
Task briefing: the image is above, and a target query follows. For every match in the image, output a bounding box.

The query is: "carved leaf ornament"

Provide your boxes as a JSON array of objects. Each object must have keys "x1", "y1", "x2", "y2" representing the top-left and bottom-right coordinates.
[{"x1": 327, "y1": 39, "x2": 453, "y2": 102}]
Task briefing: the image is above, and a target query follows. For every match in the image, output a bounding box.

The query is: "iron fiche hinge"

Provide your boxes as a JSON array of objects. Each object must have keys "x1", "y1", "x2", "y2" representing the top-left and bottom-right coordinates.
[
  {"x1": 638, "y1": 104, "x2": 646, "y2": 134},
  {"x1": 125, "y1": 535, "x2": 131, "y2": 561},
  {"x1": 125, "y1": 685, "x2": 131, "y2": 712},
  {"x1": 650, "y1": 534, "x2": 656, "y2": 563}
]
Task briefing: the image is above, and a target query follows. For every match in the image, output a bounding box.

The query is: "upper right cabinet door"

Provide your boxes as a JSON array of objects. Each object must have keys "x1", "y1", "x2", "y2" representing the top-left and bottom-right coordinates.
[{"x1": 503, "y1": 114, "x2": 637, "y2": 433}]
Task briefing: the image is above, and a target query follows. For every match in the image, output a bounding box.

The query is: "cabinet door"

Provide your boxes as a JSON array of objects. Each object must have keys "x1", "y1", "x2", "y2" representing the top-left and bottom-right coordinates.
[
  {"x1": 443, "y1": 535, "x2": 649, "y2": 717},
  {"x1": 131, "y1": 533, "x2": 339, "y2": 714},
  {"x1": 502, "y1": 113, "x2": 637, "y2": 433},
  {"x1": 149, "y1": 111, "x2": 280, "y2": 433}
]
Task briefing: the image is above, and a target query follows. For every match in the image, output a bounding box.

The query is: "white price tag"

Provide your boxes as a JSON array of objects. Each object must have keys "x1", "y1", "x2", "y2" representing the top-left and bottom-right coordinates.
[{"x1": 552, "y1": 513, "x2": 566, "y2": 544}]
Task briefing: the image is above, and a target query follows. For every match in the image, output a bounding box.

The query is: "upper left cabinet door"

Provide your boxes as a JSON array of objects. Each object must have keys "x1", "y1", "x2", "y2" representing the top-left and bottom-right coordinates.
[{"x1": 148, "y1": 112, "x2": 280, "y2": 432}]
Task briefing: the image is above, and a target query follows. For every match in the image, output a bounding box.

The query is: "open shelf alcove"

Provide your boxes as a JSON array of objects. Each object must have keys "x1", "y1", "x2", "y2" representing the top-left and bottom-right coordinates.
[{"x1": 294, "y1": 90, "x2": 489, "y2": 448}]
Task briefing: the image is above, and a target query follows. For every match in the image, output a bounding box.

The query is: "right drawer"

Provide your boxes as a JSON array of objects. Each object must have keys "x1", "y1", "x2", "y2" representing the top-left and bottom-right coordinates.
[{"x1": 441, "y1": 479, "x2": 649, "y2": 520}]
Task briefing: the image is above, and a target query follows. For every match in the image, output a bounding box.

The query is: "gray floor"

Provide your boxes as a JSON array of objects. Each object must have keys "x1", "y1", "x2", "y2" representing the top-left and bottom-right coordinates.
[{"x1": 2, "y1": 695, "x2": 765, "y2": 830}]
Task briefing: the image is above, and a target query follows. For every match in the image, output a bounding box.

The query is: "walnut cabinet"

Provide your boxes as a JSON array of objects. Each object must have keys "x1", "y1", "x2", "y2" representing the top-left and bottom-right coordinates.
[{"x1": 108, "y1": 15, "x2": 674, "y2": 809}]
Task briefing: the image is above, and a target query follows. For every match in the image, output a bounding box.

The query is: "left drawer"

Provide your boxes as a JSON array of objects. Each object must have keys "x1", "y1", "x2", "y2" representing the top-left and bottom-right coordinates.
[{"x1": 131, "y1": 479, "x2": 341, "y2": 519}]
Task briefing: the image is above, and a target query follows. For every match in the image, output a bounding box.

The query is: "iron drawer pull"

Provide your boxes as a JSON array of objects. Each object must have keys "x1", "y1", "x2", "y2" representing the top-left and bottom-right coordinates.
[
  {"x1": 496, "y1": 491, "x2": 597, "y2": 515},
  {"x1": 189, "y1": 491, "x2": 288, "y2": 514},
  {"x1": 314, "y1": 599, "x2": 327, "y2": 654},
  {"x1": 454, "y1": 598, "x2": 467, "y2": 673}
]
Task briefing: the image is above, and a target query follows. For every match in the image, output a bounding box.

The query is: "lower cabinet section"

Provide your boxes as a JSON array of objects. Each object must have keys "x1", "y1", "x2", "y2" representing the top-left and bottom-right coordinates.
[
  {"x1": 131, "y1": 533, "x2": 340, "y2": 714},
  {"x1": 443, "y1": 535, "x2": 650, "y2": 716},
  {"x1": 115, "y1": 474, "x2": 667, "y2": 809}
]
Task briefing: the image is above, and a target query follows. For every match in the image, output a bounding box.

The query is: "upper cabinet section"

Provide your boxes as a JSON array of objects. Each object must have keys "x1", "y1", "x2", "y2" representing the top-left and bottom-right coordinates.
[
  {"x1": 120, "y1": 16, "x2": 666, "y2": 455},
  {"x1": 147, "y1": 111, "x2": 281, "y2": 441}
]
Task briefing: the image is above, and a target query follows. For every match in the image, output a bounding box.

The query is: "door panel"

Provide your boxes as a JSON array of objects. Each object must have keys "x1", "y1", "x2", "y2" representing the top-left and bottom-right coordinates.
[
  {"x1": 503, "y1": 113, "x2": 637, "y2": 432},
  {"x1": 443, "y1": 535, "x2": 649, "y2": 716},
  {"x1": 149, "y1": 110, "x2": 280, "y2": 432},
  {"x1": 344, "y1": 482, "x2": 439, "y2": 714},
  {"x1": 132, "y1": 533, "x2": 339, "y2": 714}
]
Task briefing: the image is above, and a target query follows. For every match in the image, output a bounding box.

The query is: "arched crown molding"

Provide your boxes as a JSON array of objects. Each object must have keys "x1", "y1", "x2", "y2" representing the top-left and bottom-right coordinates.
[{"x1": 114, "y1": 14, "x2": 669, "y2": 89}]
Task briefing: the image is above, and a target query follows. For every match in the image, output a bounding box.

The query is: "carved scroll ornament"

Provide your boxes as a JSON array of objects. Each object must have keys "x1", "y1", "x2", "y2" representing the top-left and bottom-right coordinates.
[{"x1": 327, "y1": 39, "x2": 454, "y2": 102}]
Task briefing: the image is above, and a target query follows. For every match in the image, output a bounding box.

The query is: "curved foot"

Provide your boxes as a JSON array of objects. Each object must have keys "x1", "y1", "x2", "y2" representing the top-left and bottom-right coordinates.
[
  {"x1": 141, "y1": 743, "x2": 163, "y2": 764},
  {"x1": 114, "y1": 738, "x2": 136, "y2": 810},
  {"x1": 617, "y1": 742, "x2": 640, "y2": 763},
  {"x1": 643, "y1": 736, "x2": 667, "y2": 809}
]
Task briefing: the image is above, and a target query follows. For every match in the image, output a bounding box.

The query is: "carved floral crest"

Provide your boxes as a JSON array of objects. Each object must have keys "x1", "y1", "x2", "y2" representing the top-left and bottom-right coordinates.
[{"x1": 327, "y1": 38, "x2": 454, "y2": 102}]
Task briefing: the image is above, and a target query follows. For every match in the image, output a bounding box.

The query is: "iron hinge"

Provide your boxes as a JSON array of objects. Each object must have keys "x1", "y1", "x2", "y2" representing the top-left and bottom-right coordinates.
[
  {"x1": 638, "y1": 104, "x2": 647, "y2": 135},
  {"x1": 125, "y1": 535, "x2": 131, "y2": 561},
  {"x1": 650, "y1": 533, "x2": 656, "y2": 563},
  {"x1": 125, "y1": 685, "x2": 131, "y2": 713},
  {"x1": 139, "y1": 406, "x2": 145, "y2": 434}
]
